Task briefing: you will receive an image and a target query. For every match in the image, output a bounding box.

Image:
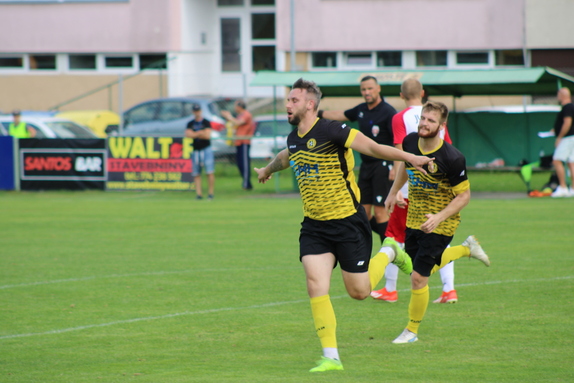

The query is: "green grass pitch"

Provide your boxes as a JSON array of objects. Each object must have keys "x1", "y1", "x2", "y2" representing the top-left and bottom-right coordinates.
[{"x1": 1, "y1": 177, "x2": 573, "y2": 382}]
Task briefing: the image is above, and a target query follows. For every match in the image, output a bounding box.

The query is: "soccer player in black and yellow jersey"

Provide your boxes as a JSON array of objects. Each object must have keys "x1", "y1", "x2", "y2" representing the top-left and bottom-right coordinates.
[
  {"x1": 385, "y1": 101, "x2": 491, "y2": 345},
  {"x1": 255, "y1": 78, "x2": 435, "y2": 372}
]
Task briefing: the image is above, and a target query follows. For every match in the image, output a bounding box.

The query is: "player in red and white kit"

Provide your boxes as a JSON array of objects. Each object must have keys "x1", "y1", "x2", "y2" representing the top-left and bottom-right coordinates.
[{"x1": 371, "y1": 78, "x2": 459, "y2": 304}]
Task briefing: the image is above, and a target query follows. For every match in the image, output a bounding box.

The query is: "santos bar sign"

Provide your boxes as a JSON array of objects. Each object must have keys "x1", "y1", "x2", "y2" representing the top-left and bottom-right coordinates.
[{"x1": 19, "y1": 139, "x2": 107, "y2": 190}]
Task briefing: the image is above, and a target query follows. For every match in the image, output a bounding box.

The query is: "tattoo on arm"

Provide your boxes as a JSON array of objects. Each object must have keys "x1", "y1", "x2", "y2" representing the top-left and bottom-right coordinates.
[{"x1": 267, "y1": 155, "x2": 286, "y2": 174}]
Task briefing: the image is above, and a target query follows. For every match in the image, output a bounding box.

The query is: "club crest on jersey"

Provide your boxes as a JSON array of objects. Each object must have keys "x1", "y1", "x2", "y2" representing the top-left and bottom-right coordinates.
[
  {"x1": 428, "y1": 161, "x2": 438, "y2": 174},
  {"x1": 307, "y1": 138, "x2": 317, "y2": 149},
  {"x1": 372, "y1": 125, "x2": 380, "y2": 137}
]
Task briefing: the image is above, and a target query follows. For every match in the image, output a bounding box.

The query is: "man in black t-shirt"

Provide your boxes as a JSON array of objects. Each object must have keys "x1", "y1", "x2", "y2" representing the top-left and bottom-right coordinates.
[
  {"x1": 551, "y1": 87, "x2": 574, "y2": 197},
  {"x1": 320, "y1": 76, "x2": 396, "y2": 243},
  {"x1": 185, "y1": 104, "x2": 215, "y2": 200}
]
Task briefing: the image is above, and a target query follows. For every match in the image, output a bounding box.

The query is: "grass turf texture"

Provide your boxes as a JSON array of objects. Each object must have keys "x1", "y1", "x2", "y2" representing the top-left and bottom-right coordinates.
[{"x1": 1, "y1": 170, "x2": 573, "y2": 382}]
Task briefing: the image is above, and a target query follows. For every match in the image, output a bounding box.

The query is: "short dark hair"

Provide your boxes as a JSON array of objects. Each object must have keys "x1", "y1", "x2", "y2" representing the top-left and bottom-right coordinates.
[
  {"x1": 236, "y1": 100, "x2": 246, "y2": 109},
  {"x1": 360, "y1": 75, "x2": 378, "y2": 84},
  {"x1": 12, "y1": 109, "x2": 21, "y2": 116},
  {"x1": 291, "y1": 78, "x2": 322, "y2": 110},
  {"x1": 422, "y1": 101, "x2": 449, "y2": 124}
]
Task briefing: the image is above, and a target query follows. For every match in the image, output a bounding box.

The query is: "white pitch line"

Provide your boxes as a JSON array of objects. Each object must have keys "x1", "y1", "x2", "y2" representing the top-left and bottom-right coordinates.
[
  {"x1": 0, "y1": 299, "x2": 310, "y2": 340},
  {"x1": 0, "y1": 266, "x2": 298, "y2": 290},
  {"x1": 1, "y1": 275, "x2": 572, "y2": 341}
]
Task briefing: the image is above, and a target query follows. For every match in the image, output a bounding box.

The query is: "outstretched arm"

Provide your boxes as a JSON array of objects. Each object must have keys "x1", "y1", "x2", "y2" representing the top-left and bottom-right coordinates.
[
  {"x1": 350, "y1": 131, "x2": 433, "y2": 174},
  {"x1": 254, "y1": 149, "x2": 290, "y2": 184},
  {"x1": 321, "y1": 110, "x2": 349, "y2": 121}
]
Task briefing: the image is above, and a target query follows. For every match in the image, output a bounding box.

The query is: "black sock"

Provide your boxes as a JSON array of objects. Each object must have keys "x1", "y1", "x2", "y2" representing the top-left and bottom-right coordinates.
[
  {"x1": 369, "y1": 217, "x2": 378, "y2": 232},
  {"x1": 376, "y1": 221, "x2": 388, "y2": 244}
]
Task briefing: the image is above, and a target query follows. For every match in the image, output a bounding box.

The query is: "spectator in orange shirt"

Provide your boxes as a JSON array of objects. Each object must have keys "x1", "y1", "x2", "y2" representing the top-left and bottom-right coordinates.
[{"x1": 222, "y1": 100, "x2": 255, "y2": 190}]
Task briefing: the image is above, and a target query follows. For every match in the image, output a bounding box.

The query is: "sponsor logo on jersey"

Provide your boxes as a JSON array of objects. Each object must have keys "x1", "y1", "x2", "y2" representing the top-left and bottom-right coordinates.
[
  {"x1": 291, "y1": 162, "x2": 320, "y2": 179},
  {"x1": 406, "y1": 169, "x2": 438, "y2": 190}
]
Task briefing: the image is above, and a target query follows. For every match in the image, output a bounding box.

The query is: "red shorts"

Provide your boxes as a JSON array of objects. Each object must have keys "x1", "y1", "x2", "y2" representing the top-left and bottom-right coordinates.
[{"x1": 385, "y1": 199, "x2": 408, "y2": 243}]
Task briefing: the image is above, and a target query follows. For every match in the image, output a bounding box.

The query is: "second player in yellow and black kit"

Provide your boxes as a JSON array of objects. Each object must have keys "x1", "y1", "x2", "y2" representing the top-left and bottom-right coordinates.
[
  {"x1": 287, "y1": 117, "x2": 373, "y2": 272},
  {"x1": 255, "y1": 78, "x2": 438, "y2": 371},
  {"x1": 401, "y1": 131, "x2": 470, "y2": 276}
]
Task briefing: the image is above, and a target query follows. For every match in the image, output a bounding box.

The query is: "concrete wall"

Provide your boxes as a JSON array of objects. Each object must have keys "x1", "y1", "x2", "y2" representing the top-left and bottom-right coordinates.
[
  {"x1": 526, "y1": 0, "x2": 574, "y2": 48},
  {"x1": 276, "y1": 0, "x2": 525, "y2": 52},
  {"x1": 0, "y1": 73, "x2": 167, "y2": 114},
  {"x1": 0, "y1": 0, "x2": 180, "y2": 53}
]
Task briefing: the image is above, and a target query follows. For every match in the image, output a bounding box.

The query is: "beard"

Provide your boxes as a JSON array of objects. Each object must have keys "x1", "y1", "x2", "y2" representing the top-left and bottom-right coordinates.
[
  {"x1": 288, "y1": 111, "x2": 303, "y2": 126},
  {"x1": 418, "y1": 127, "x2": 440, "y2": 138}
]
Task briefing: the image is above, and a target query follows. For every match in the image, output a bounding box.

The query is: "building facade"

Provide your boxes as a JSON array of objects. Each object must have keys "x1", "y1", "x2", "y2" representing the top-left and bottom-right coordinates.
[{"x1": 0, "y1": 0, "x2": 572, "y2": 114}]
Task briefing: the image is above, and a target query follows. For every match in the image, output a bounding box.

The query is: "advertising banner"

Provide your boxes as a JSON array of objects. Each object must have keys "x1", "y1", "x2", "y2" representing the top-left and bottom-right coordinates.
[
  {"x1": 0, "y1": 136, "x2": 15, "y2": 190},
  {"x1": 19, "y1": 139, "x2": 106, "y2": 190},
  {"x1": 106, "y1": 137, "x2": 194, "y2": 191}
]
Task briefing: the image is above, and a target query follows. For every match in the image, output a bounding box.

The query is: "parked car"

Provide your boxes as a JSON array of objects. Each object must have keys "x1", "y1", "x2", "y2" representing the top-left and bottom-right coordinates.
[
  {"x1": 121, "y1": 96, "x2": 236, "y2": 135},
  {"x1": 119, "y1": 96, "x2": 237, "y2": 159},
  {"x1": 250, "y1": 114, "x2": 294, "y2": 159},
  {"x1": 0, "y1": 115, "x2": 97, "y2": 138},
  {"x1": 55, "y1": 110, "x2": 120, "y2": 138}
]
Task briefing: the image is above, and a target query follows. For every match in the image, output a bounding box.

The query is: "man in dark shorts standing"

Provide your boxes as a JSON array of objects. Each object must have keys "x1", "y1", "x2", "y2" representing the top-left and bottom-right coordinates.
[
  {"x1": 320, "y1": 76, "x2": 396, "y2": 243},
  {"x1": 385, "y1": 101, "x2": 491, "y2": 345},
  {"x1": 254, "y1": 78, "x2": 434, "y2": 372}
]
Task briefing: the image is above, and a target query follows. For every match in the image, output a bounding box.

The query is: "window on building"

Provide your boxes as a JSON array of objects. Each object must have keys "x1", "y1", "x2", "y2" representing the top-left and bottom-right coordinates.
[
  {"x1": 345, "y1": 52, "x2": 372, "y2": 67},
  {"x1": 251, "y1": 13, "x2": 275, "y2": 39},
  {"x1": 416, "y1": 51, "x2": 447, "y2": 67},
  {"x1": 139, "y1": 54, "x2": 167, "y2": 70},
  {"x1": 30, "y1": 55, "x2": 57, "y2": 70},
  {"x1": 377, "y1": 51, "x2": 402, "y2": 67},
  {"x1": 456, "y1": 52, "x2": 489, "y2": 65},
  {"x1": 252, "y1": 45, "x2": 275, "y2": 71},
  {"x1": 221, "y1": 18, "x2": 241, "y2": 72},
  {"x1": 0, "y1": 56, "x2": 24, "y2": 69},
  {"x1": 312, "y1": 52, "x2": 337, "y2": 68},
  {"x1": 69, "y1": 54, "x2": 96, "y2": 70},
  {"x1": 105, "y1": 56, "x2": 133, "y2": 68},
  {"x1": 495, "y1": 50, "x2": 524, "y2": 66},
  {"x1": 218, "y1": 0, "x2": 243, "y2": 5},
  {"x1": 251, "y1": 0, "x2": 275, "y2": 5}
]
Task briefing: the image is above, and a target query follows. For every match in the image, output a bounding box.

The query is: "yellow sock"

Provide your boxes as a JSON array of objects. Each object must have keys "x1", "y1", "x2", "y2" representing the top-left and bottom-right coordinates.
[
  {"x1": 406, "y1": 285, "x2": 429, "y2": 334},
  {"x1": 310, "y1": 295, "x2": 337, "y2": 349},
  {"x1": 368, "y1": 251, "x2": 391, "y2": 290},
  {"x1": 430, "y1": 245, "x2": 471, "y2": 275}
]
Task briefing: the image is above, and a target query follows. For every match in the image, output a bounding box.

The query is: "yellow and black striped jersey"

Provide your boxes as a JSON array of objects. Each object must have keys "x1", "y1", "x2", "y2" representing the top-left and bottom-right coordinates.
[
  {"x1": 288, "y1": 118, "x2": 360, "y2": 221},
  {"x1": 403, "y1": 132, "x2": 470, "y2": 236}
]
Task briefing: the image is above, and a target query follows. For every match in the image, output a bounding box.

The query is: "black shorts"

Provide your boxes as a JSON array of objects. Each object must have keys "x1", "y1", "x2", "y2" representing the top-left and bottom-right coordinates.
[
  {"x1": 405, "y1": 228, "x2": 453, "y2": 277},
  {"x1": 358, "y1": 160, "x2": 392, "y2": 206},
  {"x1": 299, "y1": 205, "x2": 372, "y2": 273}
]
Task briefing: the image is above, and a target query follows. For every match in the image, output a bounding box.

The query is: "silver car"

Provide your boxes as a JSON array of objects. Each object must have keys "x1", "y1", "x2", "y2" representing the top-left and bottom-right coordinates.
[
  {"x1": 250, "y1": 114, "x2": 294, "y2": 159},
  {"x1": 0, "y1": 115, "x2": 97, "y2": 138},
  {"x1": 120, "y1": 96, "x2": 236, "y2": 159}
]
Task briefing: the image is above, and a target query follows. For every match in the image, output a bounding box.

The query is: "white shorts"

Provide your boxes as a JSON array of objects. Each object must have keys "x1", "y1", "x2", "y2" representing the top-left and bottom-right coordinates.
[{"x1": 553, "y1": 135, "x2": 574, "y2": 163}]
